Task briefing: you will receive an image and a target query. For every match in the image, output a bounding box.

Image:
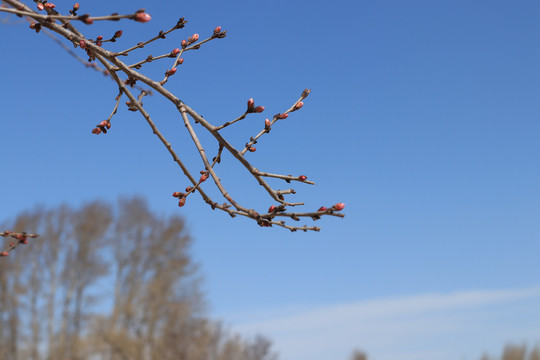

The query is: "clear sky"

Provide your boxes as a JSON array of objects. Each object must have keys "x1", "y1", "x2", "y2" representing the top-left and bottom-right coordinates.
[{"x1": 2, "y1": 1, "x2": 540, "y2": 359}]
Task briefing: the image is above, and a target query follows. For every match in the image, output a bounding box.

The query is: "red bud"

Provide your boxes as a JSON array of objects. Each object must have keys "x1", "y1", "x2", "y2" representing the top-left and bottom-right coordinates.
[
  {"x1": 44, "y1": 3, "x2": 55, "y2": 9},
  {"x1": 214, "y1": 26, "x2": 222, "y2": 33},
  {"x1": 178, "y1": 197, "x2": 186, "y2": 207},
  {"x1": 265, "y1": 119, "x2": 271, "y2": 127},
  {"x1": 247, "y1": 98, "x2": 254, "y2": 109},
  {"x1": 178, "y1": 58, "x2": 184, "y2": 65},
  {"x1": 73, "y1": 3, "x2": 80, "y2": 11},
  {"x1": 181, "y1": 39, "x2": 187, "y2": 48},
  {"x1": 268, "y1": 205, "x2": 276, "y2": 213},
  {"x1": 185, "y1": 186, "x2": 193, "y2": 192},
  {"x1": 278, "y1": 113, "x2": 288, "y2": 119},
  {"x1": 79, "y1": 40, "x2": 86, "y2": 49},
  {"x1": 114, "y1": 30, "x2": 123, "y2": 38},
  {"x1": 0, "y1": 252, "x2": 8, "y2": 257},
  {"x1": 92, "y1": 128, "x2": 102, "y2": 134},
  {"x1": 135, "y1": 12, "x2": 151, "y2": 23},
  {"x1": 98, "y1": 120, "x2": 108, "y2": 128},
  {"x1": 254, "y1": 106, "x2": 264, "y2": 113},
  {"x1": 333, "y1": 203, "x2": 345, "y2": 211},
  {"x1": 82, "y1": 15, "x2": 93, "y2": 25},
  {"x1": 37, "y1": 3, "x2": 44, "y2": 10},
  {"x1": 318, "y1": 206, "x2": 327, "y2": 212},
  {"x1": 298, "y1": 175, "x2": 307, "y2": 181},
  {"x1": 190, "y1": 33, "x2": 199, "y2": 43},
  {"x1": 171, "y1": 48, "x2": 180, "y2": 56},
  {"x1": 96, "y1": 35, "x2": 103, "y2": 41},
  {"x1": 172, "y1": 192, "x2": 182, "y2": 198},
  {"x1": 166, "y1": 68, "x2": 177, "y2": 76},
  {"x1": 294, "y1": 101, "x2": 304, "y2": 110}
]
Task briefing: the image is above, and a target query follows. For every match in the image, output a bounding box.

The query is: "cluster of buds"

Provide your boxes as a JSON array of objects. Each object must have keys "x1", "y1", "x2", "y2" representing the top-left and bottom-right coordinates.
[
  {"x1": 246, "y1": 98, "x2": 265, "y2": 113},
  {"x1": 172, "y1": 191, "x2": 187, "y2": 207},
  {"x1": 317, "y1": 203, "x2": 346, "y2": 212},
  {"x1": 212, "y1": 25, "x2": 226, "y2": 39},
  {"x1": 91, "y1": 120, "x2": 111, "y2": 134},
  {"x1": 95, "y1": 35, "x2": 103, "y2": 46},
  {"x1": 1, "y1": 231, "x2": 40, "y2": 257},
  {"x1": 181, "y1": 34, "x2": 199, "y2": 48}
]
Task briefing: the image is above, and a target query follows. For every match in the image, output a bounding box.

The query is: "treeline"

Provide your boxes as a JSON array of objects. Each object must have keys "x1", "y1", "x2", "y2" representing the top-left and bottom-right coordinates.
[{"x1": 0, "y1": 198, "x2": 277, "y2": 360}]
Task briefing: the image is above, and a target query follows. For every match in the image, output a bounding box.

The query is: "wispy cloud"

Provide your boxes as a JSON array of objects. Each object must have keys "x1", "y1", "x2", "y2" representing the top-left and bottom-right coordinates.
[{"x1": 228, "y1": 286, "x2": 540, "y2": 360}]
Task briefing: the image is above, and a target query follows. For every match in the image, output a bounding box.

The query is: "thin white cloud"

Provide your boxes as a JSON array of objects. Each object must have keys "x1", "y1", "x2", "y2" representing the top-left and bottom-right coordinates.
[{"x1": 228, "y1": 286, "x2": 540, "y2": 360}]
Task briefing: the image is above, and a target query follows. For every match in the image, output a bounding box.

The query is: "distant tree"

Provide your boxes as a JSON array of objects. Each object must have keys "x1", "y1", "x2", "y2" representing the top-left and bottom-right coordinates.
[
  {"x1": 349, "y1": 349, "x2": 368, "y2": 360},
  {"x1": 480, "y1": 343, "x2": 540, "y2": 360},
  {"x1": 0, "y1": 198, "x2": 278, "y2": 360}
]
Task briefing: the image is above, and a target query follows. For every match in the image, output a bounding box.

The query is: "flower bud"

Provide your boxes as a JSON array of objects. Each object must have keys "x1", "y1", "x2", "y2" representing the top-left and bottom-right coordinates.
[
  {"x1": 178, "y1": 197, "x2": 186, "y2": 207},
  {"x1": 96, "y1": 35, "x2": 103, "y2": 41},
  {"x1": 79, "y1": 40, "x2": 86, "y2": 49},
  {"x1": 254, "y1": 106, "x2": 264, "y2": 113},
  {"x1": 190, "y1": 33, "x2": 199, "y2": 43},
  {"x1": 248, "y1": 147, "x2": 256, "y2": 152},
  {"x1": 166, "y1": 68, "x2": 177, "y2": 76},
  {"x1": 92, "y1": 128, "x2": 102, "y2": 134},
  {"x1": 81, "y1": 15, "x2": 93, "y2": 25},
  {"x1": 172, "y1": 192, "x2": 182, "y2": 198},
  {"x1": 0, "y1": 252, "x2": 8, "y2": 257},
  {"x1": 294, "y1": 101, "x2": 304, "y2": 110},
  {"x1": 177, "y1": 58, "x2": 184, "y2": 65},
  {"x1": 99, "y1": 120, "x2": 108, "y2": 128},
  {"x1": 268, "y1": 205, "x2": 276, "y2": 213},
  {"x1": 181, "y1": 39, "x2": 187, "y2": 48},
  {"x1": 298, "y1": 175, "x2": 307, "y2": 181},
  {"x1": 265, "y1": 119, "x2": 271, "y2": 127},
  {"x1": 199, "y1": 173, "x2": 209, "y2": 182},
  {"x1": 37, "y1": 3, "x2": 44, "y2": 11},
  {"x1": 73, "y1": 3, "x2": 80, "y2": 11},
  {"x1": 114, "y1": 30, "x2": 123, "y2": 38},
  {"x1": 214, "y1": 26, "x2": 222, "y2": 34},
  {"x1": 185, "y1": 186, "x2": 193, "y2": 192},
  {"x1": 317, "y1": 206, "x2": 327, "y2": 212},
  {"x1": 278, "y1": 113, "x2": 288, "y2": 119},
  {"x1": 247, "y1": 98, "x2": 254, "y2": 109},
  {"x1": 135, "y1": 12, "x2": 151, "y2": 23},
  {"x1": 333, "y1": 203, "x2": 345, "y2": 211},
  {"x1": 171, "y1": 48, "x2": 180, "y2": 56},
  {"x1": 44, "y1": 3, "x2": 55, "y2": 9}
]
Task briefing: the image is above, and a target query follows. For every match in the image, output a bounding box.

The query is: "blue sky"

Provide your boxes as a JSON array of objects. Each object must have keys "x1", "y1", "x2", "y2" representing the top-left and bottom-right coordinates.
[{"x1": 2, "y1": 1, "x2": 540, "y2": 359}]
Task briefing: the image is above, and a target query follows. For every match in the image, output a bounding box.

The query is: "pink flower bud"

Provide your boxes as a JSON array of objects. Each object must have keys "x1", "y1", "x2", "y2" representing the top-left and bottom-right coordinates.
[
  {"x1": 294, "y1": 101, "x2": 304, "y2": 110},
  {"x1": 190, "y1": 33, "x2": 199, "y2": 43},
  {"x1": 298, "y1": 175, "x2": 307, "y2": 181},
  {"x1": 318, "y1": 206, "x2": 327, "y2": 212},
  {"x1": 44, "y1": 3, "x2": 55, "y2": 9},
  {"x1": 73, "y1": 3, "x2": 80, "y2": 11},
  {"x1": 214, "y1": 26, "x2": 221, "y2": 34},
  {"x1": 135, "y1": 12, "x2": 151, "y2": 23},
  {"x1": 278, "y1": 113, "x2": 288, "y2": 119},
  {"x1": 99, "y1": 120, "x2": 108, "y2": 128},
  {"x1": 79, "y1": 40, "x2": 86, "y2": 49},
  {"x1": 254, "y1": 106, "x2": 264, "y2": 113},
  {"x1": 265, "y1": 119, "x2": 271, "y2": 127},
  {"x1": 185, "y1": 186, "x2": 193, "y2": 192},
  {"x1": 333, "y1": 203, "x2": 345, "y2": 211},
  {"x1": 166, "y1": 68, "x2": 177, "y2": 76},
  {"x1": 0, "y1": 252, "x2": 8, "y2": 257},
  {"x1": 248, "y1": 147, "x2": 256, "y2": 152},
  {"x1": 177, "y1": 58, "x2": 184, "y2": 65},
  {"x1": 96, "y1": 35, "x2": 103, "y2": 41},
  {"x1": 92, "y1": 128, "x2": 102, "y2": 134},
  {"x1": 114, "y1": 30, "x2": 123, "y2": 38},
  {"x1": 178, "y1": 197, "x2": 186, "y2": 207},
  {"x1": 268, "y1": 205, "x2": 276, "y2": 213},
  {"x1": 171, "y1": 48, "x2": 180, "y2": 56},
  {"x1": 37, "y1": 3, "x2": 44, "y2": 11},
  {"x1": 172, "y1": 192, "x2": 182, "y2": 198},
  {"x1": 82, "y1": 15, "x2": 93, "y2": 25},
  {"x1": 181, "y1": 39, "x2": 187, "y2": 48},
  {"x1": 247, "y1": 98, "x2": 254, "y2": 109},
  {"x1": 199, "y1": 173, "x2": 209, "y2": 183}
]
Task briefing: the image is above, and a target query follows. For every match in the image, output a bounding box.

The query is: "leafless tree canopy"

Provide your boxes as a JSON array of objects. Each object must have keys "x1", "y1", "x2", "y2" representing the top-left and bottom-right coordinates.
[{"x1": 0, "y1": 198, "x2": 278, "y2": 360}]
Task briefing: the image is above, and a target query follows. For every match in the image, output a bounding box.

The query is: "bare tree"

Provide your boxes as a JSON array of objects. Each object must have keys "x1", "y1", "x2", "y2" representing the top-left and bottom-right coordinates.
[
  {"x1": 0, "y1": 0, "x2": 345, "y2": 232},
  {"x1": 0, "y1": 198, "x2": 279, "y2": 360}
]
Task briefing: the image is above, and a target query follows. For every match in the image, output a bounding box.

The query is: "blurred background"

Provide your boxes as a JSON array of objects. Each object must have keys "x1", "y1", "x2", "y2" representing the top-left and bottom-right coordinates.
[{"x1": 1, "y1": 0, "x2": 539, "y2": 359}]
